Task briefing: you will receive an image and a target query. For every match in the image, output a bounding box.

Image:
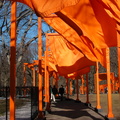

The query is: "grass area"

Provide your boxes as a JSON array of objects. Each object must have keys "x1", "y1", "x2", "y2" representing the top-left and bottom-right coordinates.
[
  {"x1": 71, "y1": 94, "x2": 120, "y2": 120},
  {"x1": 90, "y1": 94, "x2": 120, "y2": 120},
  {"x1": 0, "y1": 98, "x2": 30, "y2": 116},
  {"x1": 0, "y1": 99, "x2": 6, "y2": 116}
]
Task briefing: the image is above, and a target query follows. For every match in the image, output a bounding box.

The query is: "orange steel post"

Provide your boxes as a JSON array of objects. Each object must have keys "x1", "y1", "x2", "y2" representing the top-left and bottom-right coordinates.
[
  {"x1": 44, "y1": 50, "x2": 50, "y2": 112},
  {"x1": 66, "y1": 78, "x2": 69, "y2": 99},
  {"x1": 10, "y1": 2, "x2": 17, "y2": 120},
  {"x1": 76, "y1": 78, "x2": 79, "y2": 101},
  {"x1": 65, "y1": 79, "x2": 67, "y2": 94},
  {"x1": 117, "y1": 25, "x2": 120, "y2": 93},
  {"x1": 106, "y1": 48, "x2": 115, "y2": 119},
  {"x1": 23, "y1": 64, "x2": 27, "y2": 97},
  {"x1": 118, "y1": 47, "x2": 120, "y2": 93},
  {"x1": 81, "y1": 75, "x2": 84, "y2": 94},
  {"x1": 33, "y1": 69, "x2": 36, "y2": 86},
  {"x1": 86, "y1": 73, "x2": 90, "y2": 105},
  {"x1": 112, "y1": 77, "x2": 115, "y2": 93},
  {"x1": 45, "y1": 35, "x2": 51, "y2": 111},
  {"x1": 95, "y1": 62, "x2": 102, "y2": 112},
  {"x1": 38, "y1": 17, "x2": 44, "y2": 119},
  {"x1": 70, "y1": 80, "x2": 73, "y2": 95},
  {"x1": 46, "y1": 66, "x2": 50, "y2": 111},
  {"x1": 23, "y1": 65, "x2": 26, "y2": 86},
  {"x1": 35, "y1": 70, "x2": 37, "y2": 86},
  {"x1": 94, "y1": 74, "x2": 97, "y2": 94},
  {"x1": 34, "y1": 60, "x2": 39, "y2": 86},
  {"x1": 44, "y1": 51, "x2": 47, "y2": 103}
]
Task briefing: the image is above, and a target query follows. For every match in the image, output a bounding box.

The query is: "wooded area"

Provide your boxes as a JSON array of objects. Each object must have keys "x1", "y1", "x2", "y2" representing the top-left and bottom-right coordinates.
[{"x1": 0, "y1": 1, "x2": 118, "y2": 91}]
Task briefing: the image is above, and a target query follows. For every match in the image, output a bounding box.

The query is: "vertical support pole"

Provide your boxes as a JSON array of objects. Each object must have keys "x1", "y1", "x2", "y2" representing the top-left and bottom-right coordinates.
[
  {"x1": 10, "y1": 2, "x2": 16, "y2": 120},
  {"x1": 35, "y1": 70, "x2": 37, "y2": 86},
  {"x1": 86, "y1": 73, "x2": 90, "y2": 105},
  {"x1": 33, "y1": 69, "x2": 36, "y2": 87},
  {"x1": 76, "y1": 78, "x2": 79, "y2": 101},
  {"x1": 118, "y1": 47, "x2": 120, "y2": 93},
  {"x1": 66, "y1": 78, "x2": 69, "y2": 99},
  {"x1": 23, "y1": 64, "x2": 26, "y2": 87},
  {"x1": 23, "y1": 64, "x2": 26, "y2": 97},
  {"x1": 81, "y1": 75, "x2": 84, "y2": 94},
  {"x1": 70, "y1": 80, "x2": 72, "y2": 96},
  {"x1": 106, "y1": 48, "x2": 115, "y2": 119},
  {"x1": 45, "y1": 34, "x2": 51, "y2": 112},
  {"x1": 44, "y1": 52, "x2": 47, "y2": 103},
  {"x1": 38, "y1": 17, "x2": 44, "y2": 119},
  {"x1": 95, "y1": 62, "x2": 102, "y2": 112},
  {"x1": 45, "y1": 50, "x2": 50, "y2": 112},
  {"x1": 46, "y1": 66, "x2": 50, "y2": 111},
  {"x1": 94, "y1": 74, "x2": 97, "y2": 94},
  {"x1": 112, "y1": 75, "x2": 115, "y2": 93},
  {"x1": 117, "y1": 24, "x2": 120, "y2": 93}
]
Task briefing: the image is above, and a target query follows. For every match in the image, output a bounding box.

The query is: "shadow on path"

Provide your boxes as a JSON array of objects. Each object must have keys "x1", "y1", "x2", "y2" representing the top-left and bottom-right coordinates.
[{"x1": 46, "y1": 98, "x2": 106, "y2": 120}]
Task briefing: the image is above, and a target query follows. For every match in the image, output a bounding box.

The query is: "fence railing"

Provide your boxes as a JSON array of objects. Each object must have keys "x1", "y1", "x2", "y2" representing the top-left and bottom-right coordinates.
[{"x1": 0, "y1": 86, "x2": 38, "y2": 120}]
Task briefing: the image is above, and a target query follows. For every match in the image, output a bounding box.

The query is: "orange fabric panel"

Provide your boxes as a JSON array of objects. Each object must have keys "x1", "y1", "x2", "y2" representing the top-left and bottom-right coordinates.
[
  {"x1": 41, "y1": 57, "x2": 57, "y2": 72},
  {"x1": 47, "y1": 52, "x2": 58, "y2": 72},
  {"x1": 48, "y1": 33, "x2": 95, "y2": 75},
  {"x1": 56, "y1": 0, "x2": 117, "y2": 48},
  {"x1": 27, "y1": 58, "x2": 56, "y2": 72},
  {"x1": 66, "y1": 67, "x2": 90, "y2": 79},
  {"x1": 44, "y1": 16, "x2": 106, "y2": 67},
  {"x1": 9, "y1": 0, "x2": 79, "y2": 17},
  {"x1": 97, "y1": 0, "x2": 120, "y2": 24},
  {"x1": 10, "y1": 0, "x2": 107, "y2": 67},
  {"x1": 97, "y1": 0, "x2": 120, "y2": 47}
]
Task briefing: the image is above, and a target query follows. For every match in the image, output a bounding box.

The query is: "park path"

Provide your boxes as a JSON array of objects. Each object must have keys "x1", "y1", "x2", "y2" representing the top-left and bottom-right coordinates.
[
  {"x1": 45, "y1": 98, "x2": 105, "y2": 120},
  {"x1": 0, "y1": 102, "x2": 31, "y2": 120},
  {"x1": 0, "y1": 95, "x2": 108, "y2": 120},
  {"x1": 0, "y1": 98, "x2": 105, "y2": 120}
]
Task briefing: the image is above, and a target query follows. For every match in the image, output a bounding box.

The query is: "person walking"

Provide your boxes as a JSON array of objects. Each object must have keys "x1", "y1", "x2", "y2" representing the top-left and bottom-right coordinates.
[
  {"x1": 59, "y1": 85, "x2": 65, "y2": 101},
  {"x1": 52, "y1": 85, "x2": 58, "y2": 102},
  {"x1": 50, "y1": 85, "x2": 55, "y2": 102}
]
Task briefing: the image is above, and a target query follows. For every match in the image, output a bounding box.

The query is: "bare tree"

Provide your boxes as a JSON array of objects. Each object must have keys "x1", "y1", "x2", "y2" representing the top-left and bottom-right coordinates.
[
  {"x1": 0, "y1": 1, "x2": 54, "y2": 86},
  {"x1": 0, "y1": 0, "x2": 4, "y2": 8}
]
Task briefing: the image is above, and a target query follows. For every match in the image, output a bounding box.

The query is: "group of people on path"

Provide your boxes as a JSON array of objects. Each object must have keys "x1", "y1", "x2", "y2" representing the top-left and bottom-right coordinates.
[{"x1": 50, "y1": 85, "x2": 64, "y2": 102}]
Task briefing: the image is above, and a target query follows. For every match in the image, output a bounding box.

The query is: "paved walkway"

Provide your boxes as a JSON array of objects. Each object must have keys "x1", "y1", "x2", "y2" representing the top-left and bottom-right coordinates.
[
  {"x1": 0, "y1": 96, "x2": 106, "y2": 120},
  {"x1": 0, "y1": 102, "x2": 31, "y2": 120},
  {"x1": 45, "y1": 97, "x2": 106, "y2": 120}
]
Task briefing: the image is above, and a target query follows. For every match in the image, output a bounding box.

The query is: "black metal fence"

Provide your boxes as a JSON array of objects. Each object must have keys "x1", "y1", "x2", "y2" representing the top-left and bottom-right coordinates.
[
  {"x1": 0, "y1": 86, "x2": 38, "y2": 120},
  {"x1": 31, "y1": 87, "x2": 38, "y2": 120}
]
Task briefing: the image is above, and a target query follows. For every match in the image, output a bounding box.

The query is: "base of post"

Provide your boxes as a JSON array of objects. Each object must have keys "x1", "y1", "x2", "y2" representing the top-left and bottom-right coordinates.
[
  {"x1": 84, "y1": 102, "x2": 91, "y2": 107},
  {"x1": 105, "y1": 116, "x2": 117, "y2": 120},
  {"x1": 36, "y1": 111, "x2": 46, "y2": 120},
  {"x1": 94, "y1": 108, "x2": 102, "y2": 112},
  {"x1": 75, "y1": 99, "x2": 81, "y2": 103}
]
